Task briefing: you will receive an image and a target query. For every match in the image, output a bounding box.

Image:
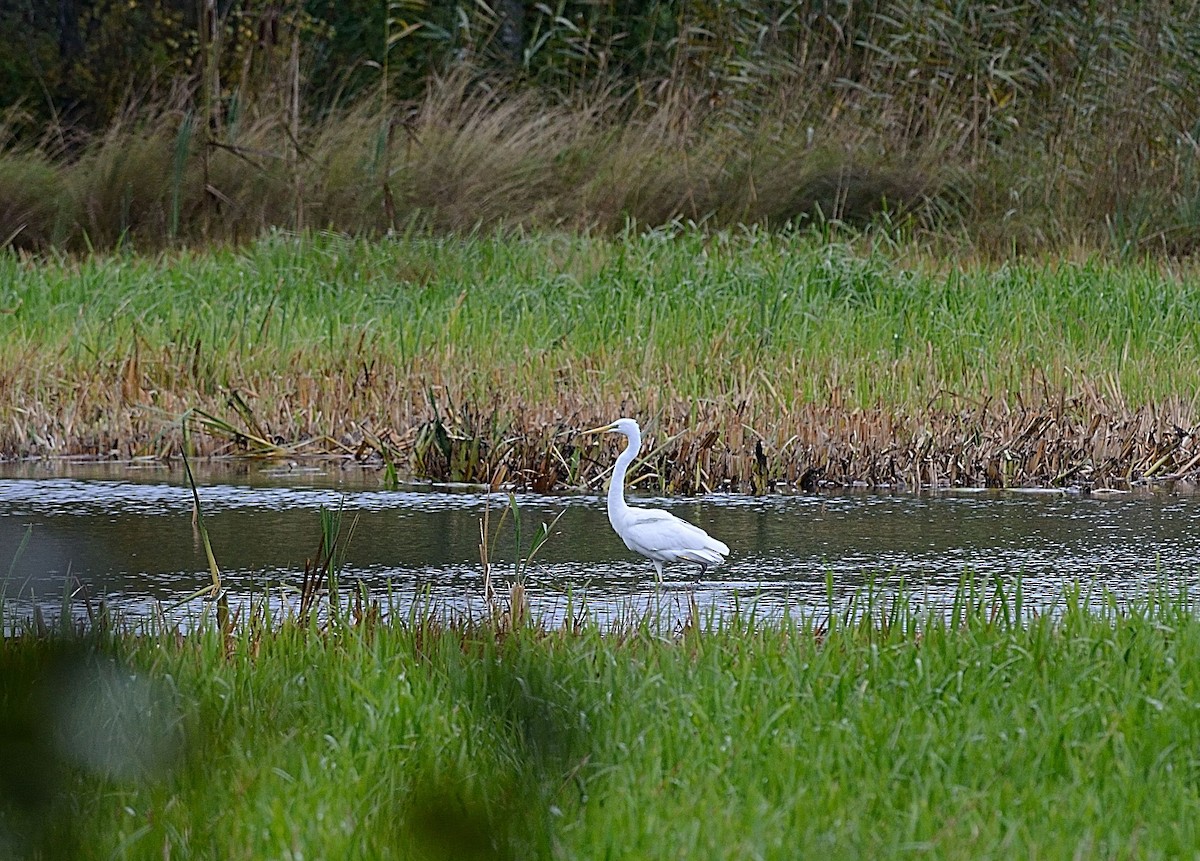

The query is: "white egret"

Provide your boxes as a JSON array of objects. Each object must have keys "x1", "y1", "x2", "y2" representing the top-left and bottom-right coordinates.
[{"x1": 581, "y1": 418, "x2": 729, "y2": 581}]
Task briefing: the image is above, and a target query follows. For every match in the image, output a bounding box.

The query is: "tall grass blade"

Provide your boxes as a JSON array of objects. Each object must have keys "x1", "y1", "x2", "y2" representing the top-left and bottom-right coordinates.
[
  {"x1": 180, "y1": 417, "x2": 222, "y2": 600},
  {"x1": 6, "y1": 524, "x2": 32, "y2": 581}
]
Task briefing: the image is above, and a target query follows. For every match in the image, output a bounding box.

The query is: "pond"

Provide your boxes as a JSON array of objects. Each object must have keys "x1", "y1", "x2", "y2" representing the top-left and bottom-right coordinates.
[{"x1": 2, "y1": 461, "x2": 1199, "y2": 629}]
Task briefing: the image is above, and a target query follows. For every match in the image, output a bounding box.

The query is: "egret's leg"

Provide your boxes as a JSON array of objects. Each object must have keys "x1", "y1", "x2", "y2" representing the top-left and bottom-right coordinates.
[{"x1": 653, "y1": 561, "x2": 664, "y2": 581}]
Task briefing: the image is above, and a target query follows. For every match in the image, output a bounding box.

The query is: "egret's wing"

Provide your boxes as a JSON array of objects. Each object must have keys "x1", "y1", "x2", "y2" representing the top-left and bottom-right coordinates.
[{"x1": 621, "y1": 507, "x2": 730, "y2": 562}]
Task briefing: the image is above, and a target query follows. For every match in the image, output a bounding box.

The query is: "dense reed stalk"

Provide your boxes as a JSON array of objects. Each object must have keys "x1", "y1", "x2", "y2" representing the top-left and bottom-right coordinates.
[
  {"x1": 2, "y1": 231, "x2": 1197, "y2": 491},
  {"x1": 4, "y1": 582, "x2": 1200, "y2": 859},
  {"x1": 3, "y1": 1, "x2": 1200, "y2": 256}
]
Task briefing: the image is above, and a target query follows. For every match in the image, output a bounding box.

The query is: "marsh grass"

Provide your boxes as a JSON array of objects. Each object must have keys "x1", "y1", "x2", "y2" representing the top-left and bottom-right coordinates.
[
  {"x1": 5, "y1": 578, "x2": 1200, "y2": 859},
  {"x1": 5, "y1": 1, "x2": 1200, "y2": 256},
  {"x1": 0, "y1": 74, "x2": 944, "y2": 252},
  {"x1": 296, "y1": 503, "x2": 356, "y2": 625},
  {"x1": 2, "y1": 230, "x2": 1198, "y2": 491}
]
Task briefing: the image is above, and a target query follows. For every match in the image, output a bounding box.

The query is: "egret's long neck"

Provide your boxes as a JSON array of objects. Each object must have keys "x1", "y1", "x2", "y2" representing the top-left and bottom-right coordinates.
[{"x1": 608, "y1": 427, "x2": 640, "y2": 520}]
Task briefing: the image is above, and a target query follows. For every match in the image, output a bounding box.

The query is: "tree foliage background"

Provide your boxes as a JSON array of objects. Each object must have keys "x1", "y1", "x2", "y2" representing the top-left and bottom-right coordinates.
[{"x1": 12, "y1": 0, "x2": 1198, "y2": 139}]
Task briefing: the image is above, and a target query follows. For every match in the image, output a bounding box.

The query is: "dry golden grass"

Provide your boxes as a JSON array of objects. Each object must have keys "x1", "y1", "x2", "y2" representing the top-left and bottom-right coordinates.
[
  {"x1": 0, "y1": 62, "x2": 1171, "y2": 257},
  {"x1": 4, "y1": 353, "x2": 1197, "y2": 494}
]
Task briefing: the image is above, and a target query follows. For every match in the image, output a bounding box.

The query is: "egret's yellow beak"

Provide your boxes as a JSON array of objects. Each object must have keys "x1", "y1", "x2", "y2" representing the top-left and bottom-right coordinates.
[{"x1": 579, "y1": 422, "x2": 616, "y2": 436}]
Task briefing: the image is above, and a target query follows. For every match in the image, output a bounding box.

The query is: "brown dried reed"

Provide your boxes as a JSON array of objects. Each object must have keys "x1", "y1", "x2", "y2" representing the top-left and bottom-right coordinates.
[{"x1": 3, "y1": 361, "x2": 1196, "y2": 494}]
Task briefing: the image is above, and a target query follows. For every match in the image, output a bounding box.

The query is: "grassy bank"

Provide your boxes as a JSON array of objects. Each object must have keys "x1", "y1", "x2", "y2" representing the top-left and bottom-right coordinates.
[
  {"x1": 2, "y1": 230, "x2": 1198, "y2": 491},
  {"x1": 5, "y1": 585, "x2": 1200, "y2": 859}
]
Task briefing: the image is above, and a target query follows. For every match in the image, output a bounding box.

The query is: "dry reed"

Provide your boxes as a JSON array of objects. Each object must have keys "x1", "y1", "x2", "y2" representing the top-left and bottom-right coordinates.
[
  {"x1": 5, "y1": 0, "x2": 1200, "y2": 262},
  {"x1": 3, "y1": 359, "x2": 1196, "y2": 494}
]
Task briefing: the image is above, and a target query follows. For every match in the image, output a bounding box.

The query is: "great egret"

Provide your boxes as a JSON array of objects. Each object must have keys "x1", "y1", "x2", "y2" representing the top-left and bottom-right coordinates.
[{"x1": 581, "y1": 418, "x2": 729, "y2": 581}]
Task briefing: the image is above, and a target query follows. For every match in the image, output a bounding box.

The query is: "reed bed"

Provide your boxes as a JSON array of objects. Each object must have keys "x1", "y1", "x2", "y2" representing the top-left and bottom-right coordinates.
[
  {"x1": 5, "y1": 581, "x2": 1200, "y2": 859},
  {"x1": 2, "y1": 230, "x2": 1199, "y2": 492},
  {"x1": 6, "y1": 2, "x2": 1200, "y2": 258}
]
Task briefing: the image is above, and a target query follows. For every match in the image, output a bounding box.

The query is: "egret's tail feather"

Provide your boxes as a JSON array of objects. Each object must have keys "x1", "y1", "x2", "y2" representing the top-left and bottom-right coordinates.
[{"x1": 676, "y1": 547, "x2": 728, "y2": 567}]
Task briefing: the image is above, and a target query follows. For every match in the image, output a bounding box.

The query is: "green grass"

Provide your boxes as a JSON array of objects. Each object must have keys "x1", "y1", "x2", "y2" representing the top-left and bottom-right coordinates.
[
  {"x1": 3, "y1": 229, "x2": 1198, "y2": 488},
  {"x1": 6, "y1": 584, "x2": 1200, "y2": 859},
  {"x1": 3, "y1": 228, "x2": 1199, "y2": 411}
]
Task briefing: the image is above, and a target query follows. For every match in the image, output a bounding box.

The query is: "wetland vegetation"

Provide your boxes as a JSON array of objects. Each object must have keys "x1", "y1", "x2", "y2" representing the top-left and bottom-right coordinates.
[
  {"x1": 2, "y1": 230, "x2": 1198, "y2": 491},
  {"x1": 6, "y1": 584, "x2": 1200, "y2": 859},
  {"x1": 4, "y1": 1, "x2": 1199, "y2": 490},
  {"x1": 5, "y1": 2, "x2": 1200, "y2": 258},
  {"x1": 5, "y1": 4, "x2": 1200, "y2": 857}
]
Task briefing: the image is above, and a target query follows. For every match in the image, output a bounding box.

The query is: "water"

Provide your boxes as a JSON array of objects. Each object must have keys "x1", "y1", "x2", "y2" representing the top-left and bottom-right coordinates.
[{"x1": 2, "y1": 461, "x2": 1199, "y2": 629}]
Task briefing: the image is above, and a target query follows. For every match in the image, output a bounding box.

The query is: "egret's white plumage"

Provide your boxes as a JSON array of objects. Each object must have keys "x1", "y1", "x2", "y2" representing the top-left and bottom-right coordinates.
[{"x1": 583, "y1": 418, "x2": 729, "y2": 581}]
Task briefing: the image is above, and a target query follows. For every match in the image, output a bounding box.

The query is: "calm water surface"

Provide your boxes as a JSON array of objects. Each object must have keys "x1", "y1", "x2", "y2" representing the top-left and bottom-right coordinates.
[{"x1": 2, "y1": 461, "x2": 1198, "y2": 627}]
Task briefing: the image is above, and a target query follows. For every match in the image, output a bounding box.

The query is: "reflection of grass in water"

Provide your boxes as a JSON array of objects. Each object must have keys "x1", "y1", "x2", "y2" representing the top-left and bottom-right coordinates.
[
  {"x1": 5, "y1": 524, "x2": 31, "y2": 580},
  {"x1": 4, "y1": 579, "x2": 1200, "y2": 858},
  {"x1": 2, "y1": 232, "x2": 1199, "y2": 488},
  {"x1": 177, "y1": 420, "x2": 222, "y2": 603}
]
